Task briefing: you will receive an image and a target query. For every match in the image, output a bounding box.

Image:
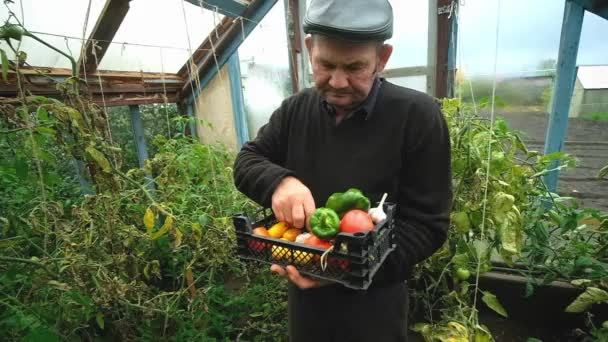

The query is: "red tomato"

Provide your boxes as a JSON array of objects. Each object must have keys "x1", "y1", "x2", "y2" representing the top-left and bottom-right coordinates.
[
  {"x1": 249, "y1": 227, "x2": 270, "y2": 252},
  {"x1": 329, "y1": 258, "x2": 350, "y2": 272},
  {"x1": 304, "y1": 235, "x2": 332, "y2": 249},
  {"x1": 340, "y1": 209, "x2": 374, "y2": 233}
]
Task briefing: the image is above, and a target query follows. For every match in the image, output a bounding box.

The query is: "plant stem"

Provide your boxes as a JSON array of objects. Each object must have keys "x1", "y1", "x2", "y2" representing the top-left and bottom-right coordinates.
[
  {"x1": 23, "y1": 30, "x2": 77, "y2": 76},
  {"x1": 0, "y1": 256, "x2": 59, "y2": 278}
]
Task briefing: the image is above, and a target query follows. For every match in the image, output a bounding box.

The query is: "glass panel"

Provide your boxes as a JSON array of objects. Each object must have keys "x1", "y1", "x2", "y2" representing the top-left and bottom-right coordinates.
[
  {"x1": 457, "y1": 0, "x2": 608, "y2": 211},
  {"x1": 98, "y1": 0, "x2": 222, "y2": 73},
  {"x1": 238, "y1": 2, "x2": 291, "y2": 139},
  {"x1": 385, "y1": 0, "x2": 428, "y2": 69},
  {"x1": 386, "y1": 76, "x2": 426, "y2": 93},
  {"x1": 458, "y1": 0, "x2": 608, "y2": 76},
  {"x1": 0, "y1": 0, "x2": 106, "y2": 68}
]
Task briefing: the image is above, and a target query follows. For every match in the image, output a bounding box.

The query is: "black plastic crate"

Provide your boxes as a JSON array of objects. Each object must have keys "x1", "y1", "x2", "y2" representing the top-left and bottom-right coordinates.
[{"x1": 233, "y1": 203, "x2": 396, "y2": 290}]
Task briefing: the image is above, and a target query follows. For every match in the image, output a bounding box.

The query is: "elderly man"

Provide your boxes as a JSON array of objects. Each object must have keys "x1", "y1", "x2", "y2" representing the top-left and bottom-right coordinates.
[{"x1": 234, "y1": 0, "x2": 452, "y2": 340}]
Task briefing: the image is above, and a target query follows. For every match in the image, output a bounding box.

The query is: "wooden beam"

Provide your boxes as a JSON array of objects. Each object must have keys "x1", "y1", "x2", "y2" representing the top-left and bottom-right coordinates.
[
  {"x1": 18, "y1": 67, "x2": 182, "y2": 81},
  {"x1": 177, "y1": 16, "x2": 233, "y2": 78},
  {"x1": 0, "y1": 93, "x2": 177, "y2": 107},
  {"x1": 285, "y1": 0, "x2": 300, "y2": 93},
  {"x1": 79, "y1": 0, "x2": 131, "y2": 74},
  {"x1": 0, "y1": 67, "x2": 183, "y2": 106},
  {"x1": 182, "y1": 0, "x2": 278, "y2": 101},
  {"x1": 427, "y1": 0, "x2": 438, "y2": 97},
  {"x1": 381, "y1": 66, "x2": 428, "y2": 78},
  {"x1": 184, "y1": 0, "x2": 249, "y2": 18},
  {"x1": 92, "y1": 93, "x2": 178, "y2": 106},
  {"x1": 570, "y1": 0, "x2": 608, "y2": 20},
  {"x1": 435, "y1": 0, "x2": 452, "y2": 99}
]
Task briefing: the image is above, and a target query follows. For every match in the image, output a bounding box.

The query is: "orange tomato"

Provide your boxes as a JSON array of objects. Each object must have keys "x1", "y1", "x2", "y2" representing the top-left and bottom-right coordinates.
[{"x1": 249, "y1": 227, "x2": 270, "y2": 252}]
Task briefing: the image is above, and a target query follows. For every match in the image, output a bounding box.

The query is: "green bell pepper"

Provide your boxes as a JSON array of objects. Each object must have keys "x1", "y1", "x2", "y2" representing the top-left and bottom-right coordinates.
[
  {"x1": 325, "y1": 188, "x2": 371, "y2": 217},
  {"x1": 309, "y1": 207, "x2": 340, "y2": 239}
]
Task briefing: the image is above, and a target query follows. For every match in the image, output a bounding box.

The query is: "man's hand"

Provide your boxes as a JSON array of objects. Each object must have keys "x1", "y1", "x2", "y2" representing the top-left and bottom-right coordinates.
[
  {"x1": 272, "y1": 176, "x2": 316, "y2": 229},
  {"x1": 270, "y1": 264, "x2": 327, "y2": 289}
]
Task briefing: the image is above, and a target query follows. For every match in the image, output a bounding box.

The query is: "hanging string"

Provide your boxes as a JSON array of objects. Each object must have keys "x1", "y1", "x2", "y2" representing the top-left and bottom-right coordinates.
[
  {"x1": 159, "y1": 47, "x2": 171, "y2": 137},
  {"x1": 470, "y1": 0, "x2": 502, "y2": 321},
  {"x1": 77, "y1": 0, "x2": 94, "y2": 98},
  {"x1": 181, "y1": 0, "x2": 202, "y2": 98},
  {"x1": 91, "y1": 40, "x2": 113, "y2": 144}
]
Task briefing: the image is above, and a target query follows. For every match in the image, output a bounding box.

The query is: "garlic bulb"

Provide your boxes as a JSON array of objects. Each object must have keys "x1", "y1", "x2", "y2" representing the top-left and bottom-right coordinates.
[{"x1": 369, "y1": 193, "x2": 388, "y2": 223}]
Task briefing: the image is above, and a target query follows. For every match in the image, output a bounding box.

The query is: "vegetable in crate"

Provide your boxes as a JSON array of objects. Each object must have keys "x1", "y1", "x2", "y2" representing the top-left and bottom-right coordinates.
[
  {"x1": 325, "y1": 188, "x2": 371, "y2": 217},
  {"x1": 340, "y1": 209, "x2": 374, "y2": 233},
  {"x1": 309, "y1": 207, "x2": 340, "y2": 239},
  {"x1": 268, "y1": 221, "x2": 290, "y2": 238},
  {"x1": 249, "y1": 227, "x2": 270, "y2": 252}
]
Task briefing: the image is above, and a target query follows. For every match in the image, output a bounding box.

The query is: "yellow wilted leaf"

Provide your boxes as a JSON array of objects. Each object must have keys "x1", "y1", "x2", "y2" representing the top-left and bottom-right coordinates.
[
  {"x1": 185, "y1": 267, "x2": 196, "y2": 298},
  {"x1": 174, "y1": 228, "x2": 183, "y2": 248},
  {"x1": 85, "y1": 146, "x2": 111, "y2": 173},
  {"x1": 150, "y1": 215, "x2": 174, "y2": 240},
  {"x1": 143, "y1": 208, "x2": 155, "y2": 232}
]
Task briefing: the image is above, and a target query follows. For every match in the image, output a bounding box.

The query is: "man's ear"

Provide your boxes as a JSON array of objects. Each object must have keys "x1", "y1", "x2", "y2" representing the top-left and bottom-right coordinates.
[
  {"x1": 376, "y1": 44, "x2": 393, "y2": 73},
  {"x1": 304, "y1": 36, "x2": 313, "y2": 57}
]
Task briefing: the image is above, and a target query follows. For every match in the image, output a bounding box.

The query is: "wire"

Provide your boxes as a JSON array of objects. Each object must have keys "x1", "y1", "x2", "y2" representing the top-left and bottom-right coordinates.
[
  {"x1": 28, "y1": 30, "x2": 214, "y2": 53},
  {"x1": 470, "y1": 0, "x2": 501, "y2": 323}
]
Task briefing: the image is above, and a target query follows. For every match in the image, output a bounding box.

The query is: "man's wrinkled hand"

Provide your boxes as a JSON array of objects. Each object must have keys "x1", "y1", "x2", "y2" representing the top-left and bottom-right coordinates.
[
  {"x1": 272, "y1": 176, "x2": 316, "y2": 229},
  {"x1": 270, "y1": 264, "x2": 329, "y2": 289}
]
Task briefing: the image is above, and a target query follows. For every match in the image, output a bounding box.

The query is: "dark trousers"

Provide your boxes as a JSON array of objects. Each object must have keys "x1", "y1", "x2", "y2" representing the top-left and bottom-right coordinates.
[{"x1": 288, "y1": 281, "x2": 409, "y2": 342}]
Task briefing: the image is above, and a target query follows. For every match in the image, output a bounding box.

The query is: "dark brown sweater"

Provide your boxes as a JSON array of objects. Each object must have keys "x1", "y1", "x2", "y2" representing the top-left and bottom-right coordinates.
[{"x1": 234, "y1": 79, "x2": 452, "y2": 286}]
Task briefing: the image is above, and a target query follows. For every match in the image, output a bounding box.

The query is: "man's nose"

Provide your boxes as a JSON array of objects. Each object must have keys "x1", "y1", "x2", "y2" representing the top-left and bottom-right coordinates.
[{"x1": 328, "y1": 69, "x2": 349, "y2": 89}]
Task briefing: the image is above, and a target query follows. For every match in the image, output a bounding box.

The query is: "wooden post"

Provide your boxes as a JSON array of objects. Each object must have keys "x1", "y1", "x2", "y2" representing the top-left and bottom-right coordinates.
[
  {"x1": 435, "y1": 0, "x2": 453, "y2": 99},
  {"x1": 228, "y1": 52, "x2": 249, "y2": 148},
  {"x1": 284, "y1": 0, "x2": 300, "y2": 93},
  {"x1": 129, "y1": 105, "x2": 149, "y2": 168},
  {"x1": 543, "y1": 0, "x2": 584, "y2": 192},
  {"x1": 427, "y1": 0, "x2": 438, "y2": 97}
]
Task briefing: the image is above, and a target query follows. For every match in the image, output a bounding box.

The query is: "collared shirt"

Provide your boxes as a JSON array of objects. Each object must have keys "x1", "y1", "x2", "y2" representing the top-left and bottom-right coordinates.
[{"x1": 321, "y1": 77, "x2": 383, "y2": 122}]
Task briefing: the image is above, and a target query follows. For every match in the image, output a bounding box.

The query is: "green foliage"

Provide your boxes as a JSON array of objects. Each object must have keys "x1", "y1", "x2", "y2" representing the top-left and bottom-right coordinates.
[
  {"x1": 581, "y1": 112, "x2": 608, "y2": 121},
  {"x1": 107, "y1": 104, "x2": 181, "y2": 170},
  {"x1": 409, "y1": 98, "x2": 606, "y2": 340},
  {"x1": 459, "y1": 77, "x2": 553, "y2": 108}
]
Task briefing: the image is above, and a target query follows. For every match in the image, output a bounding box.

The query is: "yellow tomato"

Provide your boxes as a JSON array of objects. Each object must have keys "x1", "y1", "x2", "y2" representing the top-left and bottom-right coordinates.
[
  {"x1": 271, "y1": 238, "x2": 292, "y2": 260},
  {"x1": 268, "y1": 222, "x2": 290, "y2": 238},
  {"x1": 293, "y1": 250, "x2": 313, "y2": 265},
  {"x1": 282, "y1": 228, "x2": 301, "y2": 241}
]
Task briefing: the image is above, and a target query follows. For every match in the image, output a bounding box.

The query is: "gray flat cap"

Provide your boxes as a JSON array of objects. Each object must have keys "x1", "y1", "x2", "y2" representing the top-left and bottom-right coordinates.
[{"x1": 303, "y1": 0, "x2": 393, "y2": 42}]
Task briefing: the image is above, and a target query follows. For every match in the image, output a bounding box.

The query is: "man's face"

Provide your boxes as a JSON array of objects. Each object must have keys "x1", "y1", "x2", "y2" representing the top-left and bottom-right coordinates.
[{"x1": 306, "y1": 35, "x2": 392, "y2": 110}]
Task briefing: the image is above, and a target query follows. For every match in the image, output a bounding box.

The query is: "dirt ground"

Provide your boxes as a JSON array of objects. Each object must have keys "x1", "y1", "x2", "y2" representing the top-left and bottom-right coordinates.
[{"x1": 492, "y1": 110, "x2": 608, "y2": 212}]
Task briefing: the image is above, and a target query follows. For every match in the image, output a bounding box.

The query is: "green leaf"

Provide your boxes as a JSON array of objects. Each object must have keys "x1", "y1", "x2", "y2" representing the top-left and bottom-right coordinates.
[
  {"x1": 526, "y1": 338, "x2": 543, "y2": 342},
  {"x1": 15, "y1": 157, "x2": 28, "y2": 180},
  {"x1": 474, "y1": 325, "x2": 493, "y2": 342},
  {"x1": 85, "y1": 146, "x2": 112, "y2": 173},
  {"x1": 36, "y1": 106, "x2": 49, "y2": 121},
  {"x1": 24, "y1": 326, "x2": 60, "y2": 342},
  {"x1": 599, "y1": 164, "x2": 608, "y2": 180},
  {"x1": 565, "y1": 287, "x2": 608, "y2": 313},
  {"x1": 34, "y1": 126, "x2": 56, "y2": 136},
  {"x1": 525, "y1": 282, "x2": 534, "y2": 298},
  {"x1": 96, "y1": 312, "x2": 104, "y2": 330},
  {"x1": 482, "y1": 291, "x2": 508, "y2": 318},
  {"x1": 0, "y1": 48, "x2": 8, "y2": 82}
]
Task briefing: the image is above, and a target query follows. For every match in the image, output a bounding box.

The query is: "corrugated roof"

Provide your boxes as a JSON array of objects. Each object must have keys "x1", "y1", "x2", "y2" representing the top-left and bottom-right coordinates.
[{"x1": 577, "y1": 65, "x2": 608, "y2": 90}]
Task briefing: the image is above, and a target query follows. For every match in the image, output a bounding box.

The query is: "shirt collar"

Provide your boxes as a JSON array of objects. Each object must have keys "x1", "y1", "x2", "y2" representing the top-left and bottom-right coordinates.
[{"x1": 322, "y1": 77, "x2": 383, "y2": 121}]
